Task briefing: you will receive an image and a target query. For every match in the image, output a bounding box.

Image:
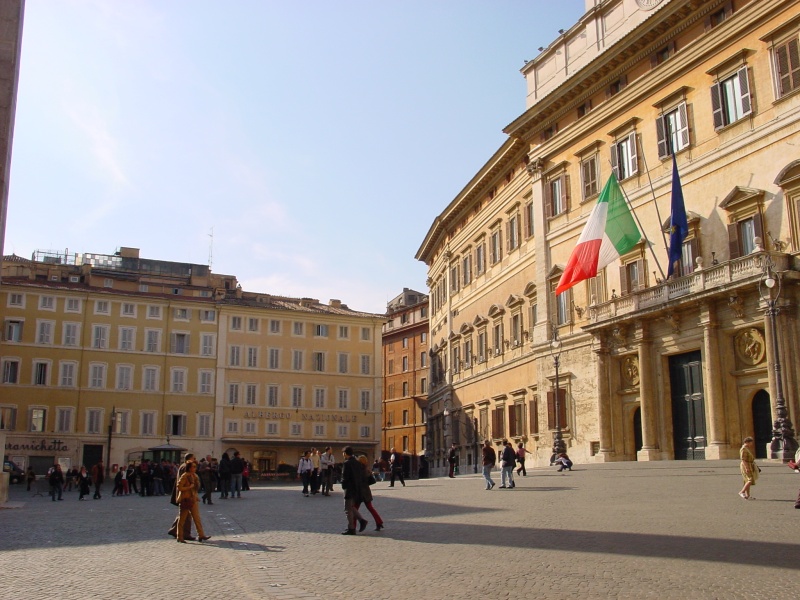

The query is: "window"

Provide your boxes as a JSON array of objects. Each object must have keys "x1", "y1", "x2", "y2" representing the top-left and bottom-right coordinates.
[
  {"x1": 198, "y1": 414, "x2": 212, "y2": 437},
  {"x1": 171, "y1": 368, "x2": 186, "y2": 392},
  {"x1": 147, "y1": 305, "x2": 161, "y2": 319},
  {"x1": 145, "y1": 329, "x2": 160, "y2": 352},
  {"x1": 227, "y1": 420, "x2": 239, "y2": 435},
  {"x1": 8, "y1": 293, "x2": 24, "y2": 307},
  {"x1": 677, "y1": 238, "x2": 700, "y2": 277},
  {"x1": 269, "y1": 348, "x2": 280, "y2": 369},
  {"x1": 546, "y1": 173, "x2": 569, "y2": 218},
  {"x1": 92, "y1": 325, "x2": 109, "y2": 349},
  {"x1": 33, "y1": 362, "x2": 48, "y2": 385},
  {"x1": 420, "y1": 377, "x2": 427, "y2": 393},
  {"x1": 388, "y1": 359, "x2": 394, "y2": 375},
  {"x1": 0, "y1": 406, "x2": 17, "y2": 430},
  {"x1": 270, "y1": 319, "x2": 281, "y2": 333},
  {"x1": 656, "y1": 102, "x2": 690, "y2": 158},
  {"x1": 313, "y1": 352, "x2": 325, "y2": 372},
  {"x1": 141, "y1": 412, "x2": 155, "y2": 436},
  {"x1": 490, "y1": 228, "x2": 503, "y2": 264},
  {"x1": 475, "y1": 242, "x2": 486, "y2": 275},
  {"x1": 620, "y1": 258, "x2": 646, "y2": 295},
  {"x1": 452, "y1": 345, "x2": 460, "y2": 373},
  {"x1": 587, "y1": 270, "x2": 607, "y2": 305},
  {"x1": 85, "y1": 408, "x2": 102, "y2": 434},
  {"x1": 200, "y1": 309, "x2": 216, "y2": 322},
  {"x1": 338, "y1": 352, "x2": 348, "y2": 374},
  {"x1": 267, "y1": 422, "x2": 278, "y2": 435},
  {"x1": 117, "y1": 365, "x2": 133, "y2": 390},
  {"x1": 402, "y1": 337, "x2": 409, "y2": 349},
  {"x1": 89, "y1": 364, "x2": 106, "y2": 388},
  {"x1": 449, "y1": 261, "x2": 460, "y2": 293},
  {"x1": 581, "y1": 155, "x2": 599, "y2": 200},
  {"x1": 611, "y1": 132, "x2": 638, "y2": 180},
  {"x1": 507, "y1": 213, "x2": 520, "y2": 250},
  {"x1": 337, "y1": 425, "x2": 348, "y2": 438},
  {"x1": 314, "y1": 324, "x2": 328, "y2": 337},
  {"x1": 338, "y1": 325, "x2": 349, "y2": 339},
  {"x1": 228, "y1": 383, "x2": 240, "y2": 405},
  {"x1": 5, "y1": 319, "x2": 22, "y2": 342},
  {"x1": 651, "y1": 41, "x2": 676, "y2": 67},
  {"x1": 402, "y1": 381, "x2": 409, "y2": 396},
  {"x1": 293, "y1": 322, "x2": 304, "y2": 336},
  {"x1": 360, "y1": 355, "x2": 370, "y2": 375},
  {"x1": 122, "y1": 303, "x2": 136, "y2": 317},
  {"x1": 120, "y1": 327, "x2": 134, "y2": 351},
  {"x1": 511, "y1": 313, "x2": 523, "y2": 347},
  {"x1": 421, "y1": 331, "x2": 427, "y2": 343},
  {"x1": 361, "y1": 327, "x2": 371, "y2": 341},
  {"x1": 201, "y1": 334, "x2": 215, "y2": 356},
  {"x1": 248, "y1": 317, "x2": 259, "y2": 332},
  {"x1": 229, "y1": 345, "x2": 242, "y2": 367},
  {"x1": 705, "y1": 1, "x2": 732, "y2": 29},
  {"x1": 115, "y1": 413, "x2": 131, "y2": 433},
  {"x1": 267, "y1": 385, "x2": 279, "y2": 407},
  {"x1": 39, "y1": 296, "x2": 55, "y2": 310},
  {"x1": 62, "y1": 322, "x2": 78, "y2": 346},
  {"x1": 731, "y1": 216, "x2": 760, "y2": 257},
  {"x1": 773, "y1": 36, "x2": 800, "y2": 99},
  {"x1": 492, "y1": 323, "x2": 503, "y2": 356},
  {"x1": 171, "y1": 333, "x2": 190, "y2": 354},
  {"x1": 56, "y1": 408, "x2": 73, "y2": 433},
  {"x1": 247, "y1": 347, "x2": 258, "y2": 368},
  {"x1": 360, "y1": 390, "x2": 370, "y2": 411},
  {"x1": 230, "y1": 316, "x2": 242, "y2": 330},
  {"x1": 524, "y1": 201, "x2": 535, "y2": 238},
  {"x1": 292, "y1": 387, "x2": 303, "y2": 408},
  {"x1": 711, "y1": 67, "x2": 752, "y2": 129},
  {"x1": 420, "y1": 351, "x2": 427, "y2": 367},
  {"x1": 143, "y1": 366, "x2": 158, "y2": 391},
  {"x1": 402, "y1": 356, "x2": 409, "y2": 372},
  {"x1": 173, "y1": 307, "x2": 189, "y2": 320},
  {"x1": 577, "y1": 99, "x2": 592, "y2": 118},
  {"x1": 168, "y1": 414, "x2": 187, "y2": 436},
  {"x1": 338, "y1": 389, "x2": 349, "y2": 409},
  {"x1": 30, "y1": 408, "x2": 46, "y2": 432},
  {"x1": 314, "y1": 424, "x2": 324, "y2": 436},
  {"x1": 59, "y1": 362, "x2": 76, "y2": 387},
  {"x1": 291, "y1": 423, "x2": 302, "y2": 436},
  {"x1": 65, "y1": 297, "x2": 80, "y2": 312},
  {"x1": 38, "y1": 321, "x2": 54, "y2": 345},
  {"x1": 245, "y1": 421, "x2": 257, "y2": 434},
  {"x1": 95, "y1": 300, "x2": 110, "y2": 314},
  {"x1": 360, "y1": 426, "x2": 371, "y2": 439},
  {"x1": 292, "y1": 350, "x2": 303, "y2": 371},
  {"x1": 315, "y1": 388, "x2": 326, "y2": 408},
  {"x1": 199, "y1": 371, "x2": 213, "y2": 394},
  {"x1": 139, "y1": 284, "x2": 149, "y2": 292},
  {"x1": 246, "y1": 384, "x2": 257, "y2": 405},
  {"x1": 103, "y1": 278, "x2": 113, "y2": 289}
]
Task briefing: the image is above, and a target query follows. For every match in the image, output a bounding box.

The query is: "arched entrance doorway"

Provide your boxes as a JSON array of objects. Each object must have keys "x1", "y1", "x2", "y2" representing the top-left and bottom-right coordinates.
[{"x1": 751, "y1": 389, "x2": 772, "y2": 459}]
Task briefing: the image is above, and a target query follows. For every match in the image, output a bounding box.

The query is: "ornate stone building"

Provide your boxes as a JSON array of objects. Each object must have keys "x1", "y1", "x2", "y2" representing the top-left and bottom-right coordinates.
[{"x1": 418, "y1": 0, "x2": 800, "y2": 467}]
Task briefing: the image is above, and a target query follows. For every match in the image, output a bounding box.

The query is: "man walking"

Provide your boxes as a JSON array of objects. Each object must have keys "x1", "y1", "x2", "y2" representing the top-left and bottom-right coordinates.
[
  {"x1": 482, "y1": 440, "x2": 496, "y2": 490},
  {"x1": 389, "y1": 448, "x2": 405, "y2": 487},
  {"x1": 448, "y1": 443, "x2": 458, "y2": 478},
  {"x1": 500, "y1": 440, "x2": 516, "y2": 489},
  {"x1": 91, "y1": 460, "x2": 105, "y2": 499},
  {"x1": 340, "y1": 447, "x2": 367, "y2": 535},
  {"x1": 230, "y1": 451, "x2": 244, "y2": 498},
  {"x1": 168, "y1": 453, "x2": 197, "y2": 541}
]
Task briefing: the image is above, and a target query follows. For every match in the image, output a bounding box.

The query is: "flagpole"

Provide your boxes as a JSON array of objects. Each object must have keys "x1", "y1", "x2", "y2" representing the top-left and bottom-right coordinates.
[
  {"x1": 607, "y1": 161, "x2": 667, "y2": 282},
  {"x1": 639, "y1": 147, "x2": 671, "y2": 261}
]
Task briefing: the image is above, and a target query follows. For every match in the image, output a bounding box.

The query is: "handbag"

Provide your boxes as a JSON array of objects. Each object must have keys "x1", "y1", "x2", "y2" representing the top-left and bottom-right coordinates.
[{"x1": 367, "y1": 474, "x2": 376, "y2": 486}]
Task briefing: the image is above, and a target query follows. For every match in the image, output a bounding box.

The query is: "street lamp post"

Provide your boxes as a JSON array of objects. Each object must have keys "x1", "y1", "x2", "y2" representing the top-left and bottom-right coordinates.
[
  {"x1": 106, "y1": 406, "x2": 117, "y2": 478},
  {"x1": 758, "y1": 257, "x2": 798, "y2": 461},
  {"x1": 549, "y1": 326, "x2": 567, "y2": 463}
]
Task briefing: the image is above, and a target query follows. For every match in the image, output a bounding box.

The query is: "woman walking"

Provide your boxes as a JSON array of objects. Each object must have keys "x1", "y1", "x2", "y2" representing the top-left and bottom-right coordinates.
[
  {"x1": 739, "y1": 437, "x2": 758, "y2": 500},
  {"x1": 355, "y1": 455, "x2": 384, "y2": 531},
  {"x1": 176, "y1": 461, "x2": 210, "y2": 543},
  {"x1": 78, "y1": 466, "x2": 91, "y2": 501}
]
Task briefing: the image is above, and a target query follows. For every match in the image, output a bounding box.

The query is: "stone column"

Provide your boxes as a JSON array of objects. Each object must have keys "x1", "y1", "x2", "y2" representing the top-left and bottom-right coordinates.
[
  {"x1": 636, "y1": 321, "x2": 660, "y2": 461},
  {"x1": 700, "y1": 303, "x2": 729, "y2": 459},
  {"x1": 595, "y1": 335, "x2": 615, "y2": 461}
]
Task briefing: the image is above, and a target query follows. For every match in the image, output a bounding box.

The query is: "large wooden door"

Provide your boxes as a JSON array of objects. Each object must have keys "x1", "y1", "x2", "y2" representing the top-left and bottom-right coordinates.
[{"x1": 669, "y1": 351, "x2": 707, "y2": 460}]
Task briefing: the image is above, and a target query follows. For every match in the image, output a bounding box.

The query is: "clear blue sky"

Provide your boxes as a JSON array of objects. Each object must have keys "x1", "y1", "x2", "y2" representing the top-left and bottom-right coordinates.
[{"x1": 8, "y1": 0, "x2": 584, "y2": 314}]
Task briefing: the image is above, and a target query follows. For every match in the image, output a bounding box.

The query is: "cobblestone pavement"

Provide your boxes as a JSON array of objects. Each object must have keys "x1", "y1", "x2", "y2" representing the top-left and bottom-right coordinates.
[{"x1": 2, "y1": 460, "x2": 799, "y2": 600}]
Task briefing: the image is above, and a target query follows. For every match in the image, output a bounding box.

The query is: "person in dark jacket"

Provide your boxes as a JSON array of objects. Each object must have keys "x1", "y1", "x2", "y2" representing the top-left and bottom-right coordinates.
[
  {"x1": 168, "y1": 454, "x2": 197, "y2": 541},
  {"x1": 500, "y1": 440, "x2": 516, "y2": 489},
  {"x1": 340, "y1": 447, "x2": 368, "y2": 535},
  {"x1": 78, "y1": 466, "x2": 92, "y2": 500},
  {"x1": 218, "y1": 452, "x2": 232, "y2": 499},
  {"x1": 229, "y1": 451, "x2": 244, "y2": 498},
  {"x1": 48, "y1": 464, "x2": 65, "y2": 501},
  {"x1": 91, "y1": 461, "x2": 105, "y2": 499}
]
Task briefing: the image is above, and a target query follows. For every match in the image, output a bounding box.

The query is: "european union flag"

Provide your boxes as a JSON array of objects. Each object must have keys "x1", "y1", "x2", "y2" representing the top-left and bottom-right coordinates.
[{"x1": 667, "y1": 156, "x2": 688, "y2": 277}]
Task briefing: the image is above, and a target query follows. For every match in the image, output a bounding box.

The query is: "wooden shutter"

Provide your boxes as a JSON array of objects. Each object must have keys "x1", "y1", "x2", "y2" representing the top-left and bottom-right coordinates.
[
  {"x1": 686, "y1": 238, "x2": 700, "y2": 274},
  {"x1": 529, "y1": 399, "x2": 538, "y2": 434},
  {"x1": 753, "y1": 212, "x2": 764, "y2": 245},
  {"x1": 628, "y1": 132, "x2": 638, "y2": 176},
  {"x1": 561, "y1": 174, "x2": 570, "y2": 213},
  {"x1": 656, "y1": 115, "x2": 668, "y2": 158},
  {"x1": 610, "y1": 143, "x2": 620, "y2": 180},
  {"x1": 677, "y1": 103, "x2": 689, "y2": 150},
  {"x1": 524, "y1": 203, "x2": 532, "y2": 238},
  {"x1": 738, "y1": 66, "x2": 752, "y2": 117},
  {"x1": 544, "y1": 179, "x2": 553, "y2": 219},
  {"x1": 508, "y1": 405, "x2": 517, "y2": 437},
  {"x1": 728, "y1": 223, "x2": 740, "y2": 259},
  {"x1": 710, "y1": 82, "x2": 724, "y2": 129},
  {"x1": 619, "y1": 265, "x2": 629, "y2": 296},
  {"x1": 546, "y1": 389, "x2": 567, "y2": 429}
]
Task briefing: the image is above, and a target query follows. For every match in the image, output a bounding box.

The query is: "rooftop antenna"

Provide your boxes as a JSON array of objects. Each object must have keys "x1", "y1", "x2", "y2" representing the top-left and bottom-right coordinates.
[{"x1": 208, "y1": 227, "x2": 214, "y2": 269}]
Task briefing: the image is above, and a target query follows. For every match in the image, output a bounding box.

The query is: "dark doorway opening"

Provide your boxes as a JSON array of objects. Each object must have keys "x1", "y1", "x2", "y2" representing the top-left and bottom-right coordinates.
[
  {"x1": 752, "y1": 389, "x2": 772, "y2": 459},
  {"x1": 82, "y1": 444, "x2": 104, "y2": 470},
  {"x1": 633, "y1": 407, "x2": 643, "y2": 458}
]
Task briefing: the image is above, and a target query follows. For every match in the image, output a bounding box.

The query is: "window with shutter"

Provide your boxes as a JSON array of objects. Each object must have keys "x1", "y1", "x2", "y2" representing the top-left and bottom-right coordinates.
[
  {"x1": 546, "y1": 389, "x2": 568, "y2": 430},
  {"x1": 656, "y1": 102, "x2": 690, "y2": 159},
  {"x1": 711, "y1": 67, "x2": 752, "y2": 130},
  {"x1": 775, "y1": 37, "x2": 800, "y2": 98}
]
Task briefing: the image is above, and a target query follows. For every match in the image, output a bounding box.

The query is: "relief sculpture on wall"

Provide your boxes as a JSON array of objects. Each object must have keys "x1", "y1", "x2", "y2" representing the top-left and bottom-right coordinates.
[{"x1": 734, "y1": 328, "x2": 766, "y2": 367}]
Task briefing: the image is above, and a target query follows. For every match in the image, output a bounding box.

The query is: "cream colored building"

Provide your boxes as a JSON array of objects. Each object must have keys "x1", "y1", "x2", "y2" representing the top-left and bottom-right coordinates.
[
  {"x1": 418, "y1": 0, "x2": 800, "y2": 468},
  {"x1": 0, "y1": 247, "x2": 384, "y2": 474}
]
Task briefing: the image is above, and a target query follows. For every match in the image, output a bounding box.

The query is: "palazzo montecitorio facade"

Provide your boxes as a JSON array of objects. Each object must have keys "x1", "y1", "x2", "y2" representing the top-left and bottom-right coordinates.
[{"x1": 418, "y1": 0, "x2": 800, "y2": 470}]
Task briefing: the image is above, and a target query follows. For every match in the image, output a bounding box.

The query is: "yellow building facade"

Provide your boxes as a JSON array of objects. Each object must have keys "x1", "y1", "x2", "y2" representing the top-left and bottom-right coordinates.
[
  {"x1": 418, "y1": 0, "x2": 800, "y2": 467},
  {"x1": 0, "y1": 248, "x2": 384, "y2": 474}
]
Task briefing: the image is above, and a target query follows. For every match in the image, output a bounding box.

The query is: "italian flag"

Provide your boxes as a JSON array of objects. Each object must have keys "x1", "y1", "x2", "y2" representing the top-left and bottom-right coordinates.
[{"x1": 556, "y1": 173, "x2": 641, "y2": 295}]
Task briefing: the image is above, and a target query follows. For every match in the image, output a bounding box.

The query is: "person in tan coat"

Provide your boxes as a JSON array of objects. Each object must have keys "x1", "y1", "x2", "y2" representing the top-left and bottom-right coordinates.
[{"x1": 176, "y1": 461, "x2": 211, "y2": 543}]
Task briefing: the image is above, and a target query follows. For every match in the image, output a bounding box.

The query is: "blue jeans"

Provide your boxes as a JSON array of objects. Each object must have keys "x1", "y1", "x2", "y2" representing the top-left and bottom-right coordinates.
[
  {"x1": 482, "y1": 465, "x2": 495, "y2": 489},
  {"x1": 230, "y1": 474, "x2": 242, "y2": 497},
  {"x1": 501, "y1": 466, "x2": 515, "y2": 487}
]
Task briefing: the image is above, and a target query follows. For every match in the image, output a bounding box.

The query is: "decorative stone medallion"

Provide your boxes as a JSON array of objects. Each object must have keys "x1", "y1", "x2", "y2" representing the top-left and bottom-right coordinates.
[{"x1": 734, "y1": 328, "x2": 766, "y2": 366}]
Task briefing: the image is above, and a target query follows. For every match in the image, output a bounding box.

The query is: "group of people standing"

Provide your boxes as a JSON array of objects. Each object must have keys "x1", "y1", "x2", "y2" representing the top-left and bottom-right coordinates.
[
  {"x1": 41, "y1": 462, "x2": 105, "y2": 501},
  {"x1": 296, "y1": 447, "x2": 337, "y2": 497}
]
